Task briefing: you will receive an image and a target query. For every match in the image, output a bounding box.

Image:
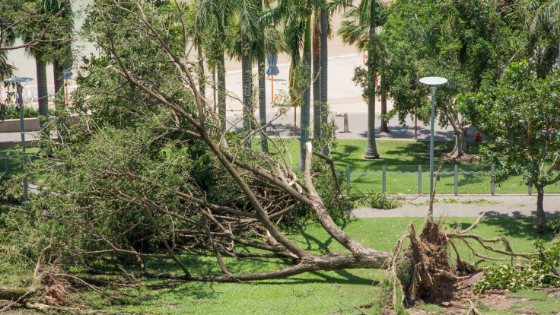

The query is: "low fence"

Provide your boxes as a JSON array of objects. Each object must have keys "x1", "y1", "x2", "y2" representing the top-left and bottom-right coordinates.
[
  {"x1": 345, "y1": 165, "x2": 541, "y2": 195},
  {"x1": 2, "y1": 149, "x2": 35, "y2": 183}
]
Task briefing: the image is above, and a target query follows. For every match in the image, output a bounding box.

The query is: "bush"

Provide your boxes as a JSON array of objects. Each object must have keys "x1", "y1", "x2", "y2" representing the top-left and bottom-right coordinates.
[
  {"x1": 546, "y1": 215, "x2": 560, "y2": 234},
  {"x1": 0, "y1": 104, "x2": 40, "y2": 120},
  {"x1": 348, "y1": 191, "x2": 405, "y2": 210},
  {"x1": 474, "y1": 239, "x2": 560, "y2": 293}
]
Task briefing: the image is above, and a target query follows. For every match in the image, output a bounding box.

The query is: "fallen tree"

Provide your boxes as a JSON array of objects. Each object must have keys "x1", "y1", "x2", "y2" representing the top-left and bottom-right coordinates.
[{"x1": 0, "y1": 1, "x2": 534, "y2": 312}]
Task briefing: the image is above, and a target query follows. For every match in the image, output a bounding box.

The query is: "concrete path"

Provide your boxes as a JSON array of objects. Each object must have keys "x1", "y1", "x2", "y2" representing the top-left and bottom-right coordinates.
[{"x1": 350, "y1": 194, "x2": 560, "y2": 218}]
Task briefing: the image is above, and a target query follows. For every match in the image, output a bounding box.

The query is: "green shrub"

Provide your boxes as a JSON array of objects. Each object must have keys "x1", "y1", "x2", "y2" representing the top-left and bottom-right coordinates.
[
  {"x1": 0, "y1": 104, "x2": 40, "y2": 120},
  {"x1": 474, "y1": 239, "x2": 560, "y2": 293},
  {"x1": 546, "y1": 215, "x2": 560, "y2": 234},
  {"x1": 348, "y1": 191, "x2": 405, "y2": 209}
]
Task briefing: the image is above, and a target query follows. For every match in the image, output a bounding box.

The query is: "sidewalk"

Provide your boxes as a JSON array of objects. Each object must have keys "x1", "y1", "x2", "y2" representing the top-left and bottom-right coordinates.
[{"x1": 350, "y1": 194, "x2": 560, "y2": 218}]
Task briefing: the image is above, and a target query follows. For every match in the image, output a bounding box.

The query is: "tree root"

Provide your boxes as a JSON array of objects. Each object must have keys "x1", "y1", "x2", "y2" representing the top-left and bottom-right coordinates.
[{"x1": 384, "y1": 167, "x2": 530, "y2": 310}]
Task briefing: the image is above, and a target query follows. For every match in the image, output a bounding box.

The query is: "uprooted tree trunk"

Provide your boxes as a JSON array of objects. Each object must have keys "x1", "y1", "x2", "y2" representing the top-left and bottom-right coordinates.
[{"x1": 385, "y1": 171, "x2": 532, "y2": 308}]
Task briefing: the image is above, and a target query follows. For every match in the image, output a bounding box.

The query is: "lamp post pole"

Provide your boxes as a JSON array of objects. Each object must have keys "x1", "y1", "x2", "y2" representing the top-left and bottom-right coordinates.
[
  {"x1": 5, "y1": 77, "x2": 33, "y2": 204},
  {"x1": 419, "y1": 77, "x2": 447, "y2": 220},
  {"x1": 17, "y1": 84, "x2": 28, "y2": 202},
  {"x1": 429, "y1": 86, "x2": 436, "y2": 220}
]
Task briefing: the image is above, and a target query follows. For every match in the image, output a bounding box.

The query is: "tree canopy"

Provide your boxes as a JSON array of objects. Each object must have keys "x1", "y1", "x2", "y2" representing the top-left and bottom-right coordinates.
[{"x1": 458, "y1": 60, "x2": 560, "y2": 234}]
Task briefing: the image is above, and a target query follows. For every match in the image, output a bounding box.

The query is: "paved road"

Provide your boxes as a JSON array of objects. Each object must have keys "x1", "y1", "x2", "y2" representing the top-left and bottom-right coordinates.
[{"x1": 350, "y1": 194, "x2": 560, "y2": 218}]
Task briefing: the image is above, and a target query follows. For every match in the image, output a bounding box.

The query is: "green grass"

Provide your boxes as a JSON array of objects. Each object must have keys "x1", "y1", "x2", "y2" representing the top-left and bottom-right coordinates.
[
  {"x1": 2, "y1": 217, "x2": 552, "y2": 314},
  {"x1": 257, "y1": 139, "x2": 560, "y2": 194}
]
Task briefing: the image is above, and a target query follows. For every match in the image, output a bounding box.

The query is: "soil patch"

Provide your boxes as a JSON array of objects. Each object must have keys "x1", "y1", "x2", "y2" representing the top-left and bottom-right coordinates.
[{"x1": 406, "y1": 272, "x2": 560, "y2": 314}]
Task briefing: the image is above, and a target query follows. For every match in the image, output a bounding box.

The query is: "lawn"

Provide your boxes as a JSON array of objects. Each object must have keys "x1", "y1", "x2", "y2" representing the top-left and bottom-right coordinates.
[
  {"x1": 257, "y1": 139, "x2": 560, "y2": 195},
  {"x1": 3, "y1": 139, "x2": 559, "y2": 195},
  {"x1": 4, "y1": 216, "x2": 557, "y2": 314}
]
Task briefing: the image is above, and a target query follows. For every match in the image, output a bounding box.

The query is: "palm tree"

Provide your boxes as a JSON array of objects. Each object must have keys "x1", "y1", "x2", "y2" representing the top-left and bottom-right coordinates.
[
  {"x1": 364, "y1": 0, "x2": 379, "y2": 158},
  {"x1": 24, "y1": 0, "x2": 72, "y2": 126},
  {"x1": 235, "y1": 0, "x2": 260, "y2": 147},
  {"x1": 201, "y1": 0, "x2": 234, "y2": 132},
  {"x1": 298, "y1": 13, "x2": 312, "y2": 171},
  {"x1": 526, "y1": 0, "x2": 560, "y2": 71},
  {"x1": 276, "y1": 0, "x2": 314, "y2": 171},
  {"x1": 320, "y1": 2, "x2": 329, "y2": 155},
  {"x1": 313, "y1": 17, "x2": 321, "y2": 144},
  {"x1": 337, "y1": 0, "x2": 389, "y2": 133},
  {"x1": 258, "y1": 0, "x2": 269, "y2": 153}
]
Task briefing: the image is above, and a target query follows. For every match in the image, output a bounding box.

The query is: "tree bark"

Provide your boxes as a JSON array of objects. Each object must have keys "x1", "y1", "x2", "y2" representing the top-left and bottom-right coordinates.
[
  {"x1": 320, "y1": 4, "x2": 329, "y2": 156},
  {"x1": 53, "y1": 59, "x2": 64, "y2": 99},
  {"x1": 313, "y1": 19, "x2": 321, "y2": 142},
  {"x1": 36, "y1": 58, "x2": 48, "y2": 128},
  {"x1": 218, "y1": 52, "x2": 226, "y2": 132},
  {"x1": 364, "y1": 0, "x2": 379, "y2": 159},
  {"x1": 241, "y1": 33, "x2": 252, "y2": 147},
  {"x1": 444, "y1": 106, "x2": 468, "y2": 158},
  {"x1": 198, "y1": 42, "x2": 205, "y2": 98},
  {"x1": 258, "y1": 23, "x2": 268, "y2": 153},
  {"x1": 298, "y1": 15, "x2": 312, "y2": 172},
  {"x1": 0, "y1": 286, "x2": 35, "y2": 301},
  {"x1": 380, "y1": 89, "x2": 389, "y2": 133},
  {"x1": 536, "y1": 186, "x2": 546, "y2": 234}
]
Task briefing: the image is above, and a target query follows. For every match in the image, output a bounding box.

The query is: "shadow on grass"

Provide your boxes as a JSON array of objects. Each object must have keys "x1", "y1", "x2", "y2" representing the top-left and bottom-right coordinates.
[{"x1": 447, "y1": 217, "x2": 556, "y2": 242}]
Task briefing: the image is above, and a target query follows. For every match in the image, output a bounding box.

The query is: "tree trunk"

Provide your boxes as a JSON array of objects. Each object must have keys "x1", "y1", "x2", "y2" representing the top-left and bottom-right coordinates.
[
  {"x1": 36, "y1": 58, "x2": 48, "y2": 128},
  {"x1": 218, "y1": 52, "x2": 226, "y2": 132},
  {"x1": 380, "y1": 89, "x2": 389, "y2": 133},
  {"x1": 536, "y1": 186, "x2": 546, "y2": 234},
  {"x1": 364, "y1": 0, "x2": 379, "y2": 159},
  {"x1": 198, "y1": 42, "x2": 205, "y2": 98},
  {"x1": 320, "y1": 4, "x2": 329, "y2": 156},
  {"x1": 313, "y1": 19, "x2": 321, "y2": 143},
  {"x1": 443, "y1": 106, "x2": 468, "y2": 158},
  {"x1": 241, "y1": 33, "x2": 252, "y2": 147},
  {"x1": 298, "y1": 15, "x2": 312, "y2": 172},
  {"x1": 258, "y1": 21, "x2": 268, "y2": 153},
  {"x1": 0, "y1": 286, "x2": 35, "y2": 301},
  {"x1": 53, "y1": 59, "x2": 64, "y2": 100},
  {"x1": 448, "y1": 129, "x2": 468, "y2": 158}
]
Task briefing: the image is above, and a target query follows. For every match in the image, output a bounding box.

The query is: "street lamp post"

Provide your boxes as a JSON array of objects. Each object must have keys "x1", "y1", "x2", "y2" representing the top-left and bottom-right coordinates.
[
  {"x1": 419, "y1": 77, "x2": 447, "y2": 220},
  {"x1": 4, "y1": 77, "x2": 34, "y2": 203}
]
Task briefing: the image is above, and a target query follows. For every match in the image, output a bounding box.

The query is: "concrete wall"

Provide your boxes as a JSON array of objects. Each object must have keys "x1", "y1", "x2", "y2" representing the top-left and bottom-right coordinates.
[{"x1": 0, "y1": 117, "x2": 80, "y2": 133}]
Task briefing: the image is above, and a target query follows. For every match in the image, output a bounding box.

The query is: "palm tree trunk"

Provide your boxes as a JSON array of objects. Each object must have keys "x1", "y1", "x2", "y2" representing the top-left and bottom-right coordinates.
[
  {"x1": 36, "y1": 58, "x2": 48, "y2": 128},
  {"x1": 298, "y1": 14, "x2": 312, "y2": 172},
  {"x1": 364, "y1": 0, "x2": 379, "y2": 159},
  {"x1": 241, "y1": 33, "x2": 252, "y2": 147},
  {"x1": 320, "y1": 4, "x2": 329, "y2": 156},
  {"x1": 198, "y1": 42, "x2": 205, "y2": 98},
  {"x1": 313, "y1": 19, "x2": 321, "y2": 143},
  {"x1": 258, "y1": 25, "x2": 268, "y2": 153},
  {"x1": 380, "y1": 87, "x2": 389, "y2": 132},
  {"x1": 218, "y1": 52, "x2": 226, "y2": 132},
  {"x1": 53, "y1": 59, "x2": 64, "y2": 100}
]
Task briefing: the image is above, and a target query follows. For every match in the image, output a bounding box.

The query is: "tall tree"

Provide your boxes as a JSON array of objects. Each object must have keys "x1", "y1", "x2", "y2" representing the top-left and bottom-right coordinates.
[
  {"x1": 258, "y1": 0, "x2": 269, "y2": 153},
  {"x1": 298, "y1": 12, "x2": 312, "y2": 171},
  {"x1": 364, "y1": 0, "x2": 379, "y2": 158},
  {"x1": 379, "y1": 0, "x2": 517, "y2": 158},
  {"x1": 525, "y1": 0, "x2": 560, "y2": 76},
  {"x1": 458, "y1": 61, "x2": 560, "y2": 234},
  {"x1": 338, "y1": 0, "x2": 390, "y2": 135},
  {"x1": 236, "y1": 0, "x2": 260, "y2": 146},
  {"x1": 200, "y1": 0, "x2": 234, "y2": 131},
  {"x1": 312, "y1": 16, "x2": 321, "y2": 144},
  {"x1": 320, "y1": 3, "x2": 329, "y2": 155}
]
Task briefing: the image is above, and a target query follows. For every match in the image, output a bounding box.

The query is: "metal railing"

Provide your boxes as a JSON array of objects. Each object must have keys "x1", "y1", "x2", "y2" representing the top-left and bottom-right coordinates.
[{"x1": 345, "y1": 164, "x2": 538, "y2": 195}]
